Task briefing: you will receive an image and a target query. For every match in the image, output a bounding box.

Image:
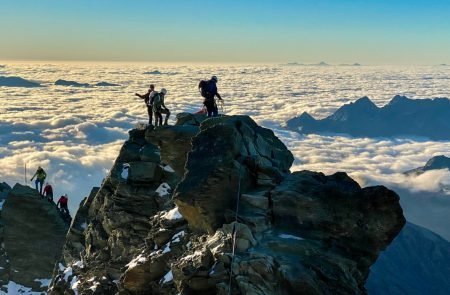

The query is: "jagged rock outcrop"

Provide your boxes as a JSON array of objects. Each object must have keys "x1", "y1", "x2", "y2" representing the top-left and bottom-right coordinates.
[
  {"x1": 0, "y1": 184, "x2": 69, "y2": 293},
  {"x1": 50, "y1": 114, "x2": 405, "y2": 295},
  {"x1": 286, "y1": 95, "x2": 450, "y2": 140},
  {"x1": 367, "y1": 222, "x2": 450, "y2": 295}
]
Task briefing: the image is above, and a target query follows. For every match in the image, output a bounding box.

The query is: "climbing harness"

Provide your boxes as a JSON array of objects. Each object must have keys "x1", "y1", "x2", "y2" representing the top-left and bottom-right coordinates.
[{"x1": 228, "y1": 165, "x2": 242, "y2": 295}]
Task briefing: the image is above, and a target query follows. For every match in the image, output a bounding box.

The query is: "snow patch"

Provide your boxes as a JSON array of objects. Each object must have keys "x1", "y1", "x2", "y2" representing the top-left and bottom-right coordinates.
[
  {"x1": 70, "y1": 276, "x2": 79, "y2": 295},
  {"x1": 1, "y1": 281, "x2": 42, "y2": 294},
  {"x1": 80, "y1": 222, "x2": 87, "y2": 230},
  {"x1": 121, "y1": 163, "x2": 130, "y2": 180},
  {"x1": 34, "y1": 278, "x2": 51, "y2": 288},
  {"x1": 163, "y1": 165, "x2": 175, "y2": 173},
  {"x1": 161, "y1": 207, "x2": 183, "y2": 220},
  {"x1": 0, "y1": 200, "x2": 5, "y2": 210},
  {"x1": 279, "y1": 234, "x2": 304, "y2": 241},
  {"x1": 156, "y1": 182, "x2": 171, "y2": 197},
  {"x1": 171, "y1": 231, "x2": 185, "y2": 243},
  {"x1": 160, "y1": 270, "x2": 173, "y2": 284},
  {"x1": 126, "y1": 254, "x2": 148, "y2": 269}
]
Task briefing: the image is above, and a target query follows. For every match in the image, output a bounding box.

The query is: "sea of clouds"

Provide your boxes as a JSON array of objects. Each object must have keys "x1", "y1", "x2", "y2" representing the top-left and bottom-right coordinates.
[{"x1": 1, "y1": 62, "x2": 450, "y2": 234}]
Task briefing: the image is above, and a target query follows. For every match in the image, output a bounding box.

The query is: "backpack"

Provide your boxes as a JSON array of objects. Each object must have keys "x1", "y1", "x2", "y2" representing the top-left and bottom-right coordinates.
[
  {"x1": 153, "y1": 92, "x2": 163, "y2": 111},
  {"x1": 199, "y1": 80, "x2": 216, "y2": 98}
]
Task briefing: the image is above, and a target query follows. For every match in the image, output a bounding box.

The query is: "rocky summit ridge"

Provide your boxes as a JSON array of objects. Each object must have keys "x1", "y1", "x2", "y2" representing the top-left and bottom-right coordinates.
[{"x1": 49, "y1": 113, "x2": 405, "y2": 295}]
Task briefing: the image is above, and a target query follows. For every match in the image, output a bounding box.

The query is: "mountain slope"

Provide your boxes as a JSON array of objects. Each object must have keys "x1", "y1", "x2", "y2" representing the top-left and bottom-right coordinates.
[{"x1": 367, "y1": 222, "x2": 450, "y2": 295}]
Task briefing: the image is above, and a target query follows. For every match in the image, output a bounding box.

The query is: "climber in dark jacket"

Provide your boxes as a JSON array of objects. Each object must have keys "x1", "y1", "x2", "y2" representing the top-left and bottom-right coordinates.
[
  {"x1": 135, "y1": 84, "x2": 157, "y2": 125},
  {"x1": 43, "y1": 183, "x2": 53, "y2": 202},
  {"x1": 203, "y1": 76, "x2": 223, "y2": 117},
  {"x1": 57, "y1": 194, "x2": 70, "y2": 215}
]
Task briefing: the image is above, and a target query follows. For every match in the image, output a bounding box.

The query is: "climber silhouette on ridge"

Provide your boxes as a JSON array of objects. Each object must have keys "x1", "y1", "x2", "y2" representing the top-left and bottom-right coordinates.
[
  {"x1": 198, "y1": 75, "x2": 223, "y2": 117},
  {"x1": 135, "y1": 84, "x2": 157, "y2": 125}
]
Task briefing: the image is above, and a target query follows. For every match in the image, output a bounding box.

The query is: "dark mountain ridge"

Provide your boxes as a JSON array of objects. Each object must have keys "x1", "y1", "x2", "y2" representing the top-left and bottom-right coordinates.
[{"x1": 287, "y1": 95, "x2": 450, "y2": 140}]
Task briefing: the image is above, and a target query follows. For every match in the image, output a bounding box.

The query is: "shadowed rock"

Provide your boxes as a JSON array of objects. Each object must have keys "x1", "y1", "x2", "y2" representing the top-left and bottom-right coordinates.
[
  {"x1": 0, "y1": 184, "x2": 68, "y2": 293},
  {"x1": 367, "y1": 222, "x2": 450, "y2": 295},
  {"x1": 49, "y1": 114, "x2": 405, "y2": 295}
]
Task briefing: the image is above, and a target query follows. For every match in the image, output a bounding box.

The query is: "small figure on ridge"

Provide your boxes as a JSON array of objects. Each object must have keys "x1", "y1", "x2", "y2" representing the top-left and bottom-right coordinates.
[
  {"x1": 43, "y1": 182, "x2": 53, "y2": 202},
  {"x1": 199, "y1": 75, "x2": 223, "y2": 117},
  {"x1": 135, "y1": 84, "x2": 157, "y2": 125},
  {"x1": 57, "y1": 194, "x2": 70, "y2": 215},
  {"x1": 30, "y1": 166, "x2": 47, "y2": 195},
  {"x1": 153, "y1": 88, "x2": 171, "y2": 126}
]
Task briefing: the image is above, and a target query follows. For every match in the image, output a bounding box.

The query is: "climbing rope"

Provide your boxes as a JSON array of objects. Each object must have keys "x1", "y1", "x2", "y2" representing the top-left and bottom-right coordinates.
[
  {"x1": 228, "y1": 165, "x2": 242, "y2": 295},
  {"x1": 218, "y1": 99, "x2": 226, "y2": 114}
]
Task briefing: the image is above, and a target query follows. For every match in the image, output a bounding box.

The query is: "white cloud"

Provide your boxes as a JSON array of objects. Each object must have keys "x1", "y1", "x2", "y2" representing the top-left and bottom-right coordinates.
[{"x1": 1, "y1": 62, "x2": 450, "y2": 223}]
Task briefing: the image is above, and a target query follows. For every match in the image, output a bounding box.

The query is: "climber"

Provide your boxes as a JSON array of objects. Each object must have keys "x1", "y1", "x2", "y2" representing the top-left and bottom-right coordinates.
[
  {"x1": 135, "y1": 84, "x2": 157, "y2": 125},
  {"x1": 198, "y1": 75, "x2": 223, "y2": 117},
  {"x1": 57, "y1": 194, "x2": 70, "y2": 215},
  {"x1": 30, "y1": 166, "x2": 47, "y2": 195},
  {"x1": 153, "y1": 88, "x2": 171, "y2": 126},
  {"x1": 43, "y1": 182, "x2": 53, "y2": 202}
]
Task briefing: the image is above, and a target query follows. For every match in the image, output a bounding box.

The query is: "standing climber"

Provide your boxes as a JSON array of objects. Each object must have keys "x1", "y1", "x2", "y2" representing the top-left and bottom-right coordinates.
[
  {"x1": 198, "y1": 75, "x2": 223, "y2": 117},
  {"x1": 135, "y1": 84, "x2": 157, "y2": 125},
  {"x1": 43, "y1": 182, "x2": 53, "y2": 202},
  {"x1": 153, "y1": 88, "x2": 171, "y2": 126},
  {"x1": 57, "y1": 194, "x2": 70, "y2": 215},
  {"x1": 30, "y1": 166, "x2": 46, "y2": 195}
]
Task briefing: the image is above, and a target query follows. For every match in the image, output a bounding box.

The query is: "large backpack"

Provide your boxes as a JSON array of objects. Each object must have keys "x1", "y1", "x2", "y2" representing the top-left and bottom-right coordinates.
[
  {"x1": 199, "y1": 80, "x2": 216, "y2": 98},
  {"x1": 153, "y1": 92, "x2": 163, "y2": 111}
]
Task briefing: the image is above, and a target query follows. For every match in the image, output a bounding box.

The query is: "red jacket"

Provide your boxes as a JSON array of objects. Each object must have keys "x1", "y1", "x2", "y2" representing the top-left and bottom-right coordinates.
[
  {"x1": 58, "y1": 196, "x2": 68, "y2": 206},
  {"x1": 43, "y1": 185, "x2": 53, "y2": 195}
]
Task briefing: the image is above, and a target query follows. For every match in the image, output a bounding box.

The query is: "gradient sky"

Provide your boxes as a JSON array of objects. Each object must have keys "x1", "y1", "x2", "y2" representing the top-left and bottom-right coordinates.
[{"x1": 1, "y1": 0, "x2": 450, "y2": 64}]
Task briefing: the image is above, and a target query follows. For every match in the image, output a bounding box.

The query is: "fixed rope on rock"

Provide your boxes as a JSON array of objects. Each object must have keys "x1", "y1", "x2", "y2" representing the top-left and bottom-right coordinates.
[{"x1": 228, "y1": 164, "x2": 242, "y2": 295}]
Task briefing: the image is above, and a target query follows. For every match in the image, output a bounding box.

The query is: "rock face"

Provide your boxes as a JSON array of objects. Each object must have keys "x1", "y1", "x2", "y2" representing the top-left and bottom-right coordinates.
[
  {"x1": 286, "y1": 95, "x2": 450, "y2": 140},
  {"x1": 0, "y1": 184, "x2": 69, "y2": 293},
  {"x1": 50, "y1": 114, "x2": 405, "y2": 295},
  {"x1": 367, "y1": 222, "x2": 450, "y2": 295}
]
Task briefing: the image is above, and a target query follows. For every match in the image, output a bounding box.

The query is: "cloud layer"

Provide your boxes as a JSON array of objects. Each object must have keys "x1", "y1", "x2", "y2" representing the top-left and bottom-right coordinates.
[{"x1": 1, "y1": 62, "x2": 450, "y2": 219}]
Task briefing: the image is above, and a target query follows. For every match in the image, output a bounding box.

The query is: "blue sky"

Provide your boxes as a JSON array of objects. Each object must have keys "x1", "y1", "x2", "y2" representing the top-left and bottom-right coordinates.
[{"x1": 1, "y1": 0, "x2": 450, "y2": 63}]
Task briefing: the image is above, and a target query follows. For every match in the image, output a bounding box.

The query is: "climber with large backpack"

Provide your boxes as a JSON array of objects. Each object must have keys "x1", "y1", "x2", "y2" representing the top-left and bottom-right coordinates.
[
  {"x1": 153, "y1": 88, "x2": 171, "y2": 126},
  {"x1": 198, "y1": 75, "x2": 223, "y2": 117},
  {"x1": 135, "y1": 84, "x2": 157, "y2": 125}
]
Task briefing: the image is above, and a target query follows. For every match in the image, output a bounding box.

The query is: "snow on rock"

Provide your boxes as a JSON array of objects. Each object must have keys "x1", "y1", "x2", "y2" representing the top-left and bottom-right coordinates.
[
  {"x1": 163, "y1": 165, "x2": 175, "y2": 173},
  {"x1": 63, "y1": 266, "x2": 73, "y2": 281},
  {"x1": 72, "y1": 260, "x2": 84, "y2": 268},
  {"x1": 0, "y1": 200, "x2": 5, "y2": 210},
  {"x1": 160, "y1": 270, "x2": 173, "y2": 284},
  {"x1": 33, "y1": 278, "x2": 51, "y2": 288},
  {"x1": 80, "y1": 222, "x2": 87, "y2": 230},
  {"x1": 121, "y1": 163, "x2": 130, "y2": 180},
  {"x1": 161, "y1": 207, "x2": 182, "y2": 220},
  {"x1": 88, "y1": 281, "x2": 100, "y2": 292},
  {"x1": 279, "y1": 234, "x2": 304, "y2": 241},
  {"x1": 126, "y1": 254, "x2": 148, "y2": 269},
  {"x1": 1, "y1": 281, "x2": 42, "y2": 295},
  {"x1": 171, "y1": 231, "x2": 185, "y2": 243},
  {"x1": 156, "y1": 183, "x2": 171, "y2": 197},
  {"x1": 70, "y1": 276, "x2": 79, "y2": 295}
]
